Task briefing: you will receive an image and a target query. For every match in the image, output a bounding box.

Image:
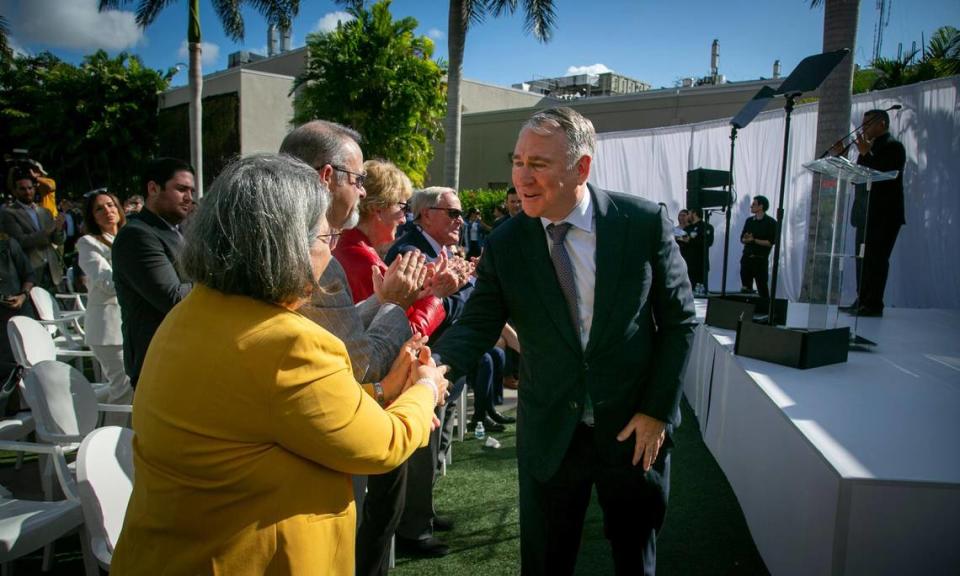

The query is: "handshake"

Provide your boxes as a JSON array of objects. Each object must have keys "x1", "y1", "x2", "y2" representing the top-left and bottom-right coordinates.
[{"x1": 379, "y1": 334, "x2": 451, "y2": 430}]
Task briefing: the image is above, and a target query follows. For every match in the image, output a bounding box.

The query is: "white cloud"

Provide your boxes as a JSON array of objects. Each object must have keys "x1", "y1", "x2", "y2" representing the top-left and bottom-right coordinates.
[
  {"x1": 428, "y1": 28, "x2": 445, "y2": 40},
  {"x1": 10, "y1": 0, "x2": 143, "y2": 51},
  {"x1": 178, "y1": 40, "x2": 221, "y2": 66},
  {"x1": 566, "y1": 63, "x2": 614, "y2": 76},
  {"x1": 314, "y1": 11, "x2": 355, "y2": 34}
]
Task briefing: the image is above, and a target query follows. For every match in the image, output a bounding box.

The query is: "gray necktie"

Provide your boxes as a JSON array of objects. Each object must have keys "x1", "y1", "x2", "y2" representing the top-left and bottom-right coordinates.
[
  {"x1": 547, "y1": 221, "x2": 594, "y2": 424},
  {"x1": 546, "y1": 222, "x2": 579, "y2": 333}
]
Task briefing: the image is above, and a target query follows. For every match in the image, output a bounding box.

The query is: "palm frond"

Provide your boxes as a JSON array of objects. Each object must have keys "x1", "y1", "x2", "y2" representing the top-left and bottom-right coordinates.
[
  {"x1": 522, "y1": 0, "x2": 555, "y2": 42},
  {"x1": 0, "y1": 14, "x2": 9, "y2": 56}
]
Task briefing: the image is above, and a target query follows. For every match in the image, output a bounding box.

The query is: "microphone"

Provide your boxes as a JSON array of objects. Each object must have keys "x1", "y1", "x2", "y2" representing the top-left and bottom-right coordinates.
[{"x1": 818, "y1": 104, "x2": 902, "y2": 158}]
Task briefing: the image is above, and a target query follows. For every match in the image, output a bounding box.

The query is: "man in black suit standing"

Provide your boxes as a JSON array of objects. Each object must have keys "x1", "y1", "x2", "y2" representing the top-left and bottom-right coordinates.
[
  {"x1": 385, "y1": 187, "x2": 475, "y2": 558},
  {"x1": 433, "y1": 107, "x2": 696, "y2": 575},
  {"x1": 849, "y1": 108, "x2": 906, "y2": 317},
  {"x1": 112, "y1": 158, "x2": 195, "y2": 386}
]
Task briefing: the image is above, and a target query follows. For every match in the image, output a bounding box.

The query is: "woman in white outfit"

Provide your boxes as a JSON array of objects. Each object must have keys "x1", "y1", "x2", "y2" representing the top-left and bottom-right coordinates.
[{"x1": 77, "y1": 190, "x2": 133, "y2": 409}]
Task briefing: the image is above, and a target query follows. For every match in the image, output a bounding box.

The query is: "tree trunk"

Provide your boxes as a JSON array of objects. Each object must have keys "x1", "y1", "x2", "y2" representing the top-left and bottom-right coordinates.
[
  {"x1": 188, "y1": 0, "x2": 204, "y2": 198},
  {"x1": 801, "y1": 0, "x2": 860, "y2": 303},
  {"x1": 443, "y1": 0, "x2": 466, "y2": 190}
]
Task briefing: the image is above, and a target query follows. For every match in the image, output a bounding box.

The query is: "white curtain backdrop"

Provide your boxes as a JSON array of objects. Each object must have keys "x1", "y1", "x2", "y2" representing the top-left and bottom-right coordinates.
[{"x1": 591, "y1": 76, "x2": 960, "y2": 309}]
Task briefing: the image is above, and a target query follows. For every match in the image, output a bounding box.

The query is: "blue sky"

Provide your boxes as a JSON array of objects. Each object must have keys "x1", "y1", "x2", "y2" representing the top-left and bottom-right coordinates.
[{"x1": 3, "y1": 0, "x2": 958, "y2": 90}]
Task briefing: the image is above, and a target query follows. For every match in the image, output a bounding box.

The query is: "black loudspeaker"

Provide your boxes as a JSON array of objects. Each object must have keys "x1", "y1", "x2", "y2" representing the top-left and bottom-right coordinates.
[
  {"x1": 686, "y1": 168, "x2": 731, "y2": 190},
  {"x1": 686, "y1": 168, "x2": 733, "y2": 210},
  {"x1": 706, "y1": 297, "x2": 755, "y2": 330},
  {"x1": 734, "y1": 320, "x2": 850, "y2": 369}
]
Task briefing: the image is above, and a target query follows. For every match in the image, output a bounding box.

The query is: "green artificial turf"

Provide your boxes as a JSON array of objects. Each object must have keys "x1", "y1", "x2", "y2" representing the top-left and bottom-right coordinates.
[{"x1": 393, "y1": 399, "x2": 769, "y2": 576}]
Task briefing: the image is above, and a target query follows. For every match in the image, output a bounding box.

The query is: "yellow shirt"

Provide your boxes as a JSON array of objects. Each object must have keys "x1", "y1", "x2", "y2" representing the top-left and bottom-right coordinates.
[
  {"x1": 37, "y1": 176, "x2": 57, "y2": 217},
  {"x1": 111, "y1": 284, "x2": 434, "y2": 575}
]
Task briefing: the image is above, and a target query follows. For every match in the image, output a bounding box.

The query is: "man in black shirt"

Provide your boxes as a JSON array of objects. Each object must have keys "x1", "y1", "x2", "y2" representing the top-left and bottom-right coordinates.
[
  {"x1": 684, "y1": 208, "x2": 714, "y2": 291},
  {"x1": 739, "y1": 195, "x2": 777, "y2": 299},
  {"x1": 849, "y1": 109, "x2": 906, "y2": 317}
]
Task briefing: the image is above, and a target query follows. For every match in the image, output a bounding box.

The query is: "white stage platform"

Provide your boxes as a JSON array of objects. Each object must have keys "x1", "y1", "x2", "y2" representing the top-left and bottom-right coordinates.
[{"x1": 682, "y1": 301, "x2": 960, "y2": 576}]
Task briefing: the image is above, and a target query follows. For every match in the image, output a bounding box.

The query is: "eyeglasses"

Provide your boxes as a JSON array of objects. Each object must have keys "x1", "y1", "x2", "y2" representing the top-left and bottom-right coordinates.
[
  {"x1": 427, "y1": 207, "x2": 464, "y2": 219},
  {"x1": 317, "y1": 231, "x2": 342, "y2": 249},
  {"x1": 84, "y1": 187, "x2": 109, "y2": 198},
  {"x1": 330, "y1": 165, "x2": 366, "y2": 189},
  {"x1": 397, "y1": 202, "x2": 410, "y2": 211}
]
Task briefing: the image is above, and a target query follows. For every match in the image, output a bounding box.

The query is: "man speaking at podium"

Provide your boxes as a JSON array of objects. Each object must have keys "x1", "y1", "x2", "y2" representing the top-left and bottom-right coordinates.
[{"x1": 849, "y1": 108, "x2": 906, "y2": 317}]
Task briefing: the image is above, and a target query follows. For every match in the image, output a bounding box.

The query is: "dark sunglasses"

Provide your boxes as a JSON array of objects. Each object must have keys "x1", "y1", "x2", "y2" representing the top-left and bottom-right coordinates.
[{"x1": 428, "y1": 207, "x2": 464, "y2": 219}]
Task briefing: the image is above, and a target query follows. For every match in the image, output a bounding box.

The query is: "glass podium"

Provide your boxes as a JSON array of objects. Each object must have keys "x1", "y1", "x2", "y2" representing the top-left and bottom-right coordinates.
[{"x1": 802, "y1": 156, "x2": 899, "y2": 342}]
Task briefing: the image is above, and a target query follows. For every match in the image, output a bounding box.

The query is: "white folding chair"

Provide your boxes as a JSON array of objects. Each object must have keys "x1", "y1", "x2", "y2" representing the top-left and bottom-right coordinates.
[
  {"x1": 76, "y1": 426, "x2": 134, "y2": 571},
  {"x1": 28, "y1": 287, "x2": 85, "y2": 349},
  {"x1": 18, "y1": 361, "x2": 131, "y2": 501},
  {"x1": 7, "y1": 317, "x2": 108, "y2": 402},
  {"x1": 0, "y1": 440, "x2": 97, "y2": 576}
]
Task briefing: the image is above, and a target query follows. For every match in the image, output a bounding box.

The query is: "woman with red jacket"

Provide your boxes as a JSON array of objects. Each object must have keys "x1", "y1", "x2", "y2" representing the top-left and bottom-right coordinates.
[{"x1": 333, "y1": 159, "x2": 449, "y2": 337}]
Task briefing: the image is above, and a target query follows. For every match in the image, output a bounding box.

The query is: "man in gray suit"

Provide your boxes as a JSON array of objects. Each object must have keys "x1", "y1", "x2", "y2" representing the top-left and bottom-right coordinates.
[
  {"x1": 2, "y1": 169, "x2": 64, "y2": 292},
  {"x1": 280, "y1": 121, "x2": 436, "y2": 575},
  {"x1": 279, "y1": 120, "x2": 423, "y2": 381}
]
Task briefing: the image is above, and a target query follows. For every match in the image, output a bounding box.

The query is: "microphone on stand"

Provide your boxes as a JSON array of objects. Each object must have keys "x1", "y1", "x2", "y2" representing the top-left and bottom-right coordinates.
[{"x1": 818, "y1": 104, "x2": 902, "y2": 159}]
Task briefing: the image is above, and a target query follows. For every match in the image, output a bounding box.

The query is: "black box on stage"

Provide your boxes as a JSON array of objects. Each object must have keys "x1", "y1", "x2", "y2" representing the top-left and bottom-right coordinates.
[
  {"x1": 705, "y1": 297, "x2": 755, "y2": 330},
  {"x1": 718, "y1": 293, "x2": 789, "y2": 325},
  {"x1": 734, "y1": 321, "x2": 850, "y2": 369}
]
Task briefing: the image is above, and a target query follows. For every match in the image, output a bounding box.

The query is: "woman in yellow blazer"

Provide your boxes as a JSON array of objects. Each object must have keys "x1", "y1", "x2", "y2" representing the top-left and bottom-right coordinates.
[{"x1": 110, "y1": 154, "x2": 448, "y2": 575}]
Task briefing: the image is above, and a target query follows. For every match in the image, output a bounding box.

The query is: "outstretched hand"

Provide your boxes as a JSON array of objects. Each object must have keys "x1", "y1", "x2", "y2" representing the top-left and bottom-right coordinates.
[{"x1": 616, "y1": 413, "x2": 666, "y2": 471}]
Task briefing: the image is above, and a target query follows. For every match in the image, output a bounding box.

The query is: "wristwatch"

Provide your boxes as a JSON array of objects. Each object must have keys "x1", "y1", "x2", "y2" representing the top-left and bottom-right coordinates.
[{"x1": 373, "y1": 381, "x2": 386, "y2": 407}]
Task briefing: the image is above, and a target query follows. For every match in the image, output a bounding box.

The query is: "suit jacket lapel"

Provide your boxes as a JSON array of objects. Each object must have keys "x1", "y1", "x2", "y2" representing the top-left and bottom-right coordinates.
[
  {"x1": 10, "y1": 204, "x2": 38, "y2": 232},
  {"x1": 518, "y1": 214, "x2": 582, "y2": 353},
  {"x1": 585, "y1": 186, "x2": 627, "y2": 357}
]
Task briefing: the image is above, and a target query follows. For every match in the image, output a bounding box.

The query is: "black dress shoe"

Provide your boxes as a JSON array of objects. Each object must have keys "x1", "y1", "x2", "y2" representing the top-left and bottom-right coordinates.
[
  {"x1": 433, "y1": 515, "x2": 454, "y2": 532},
  {"x1": 840, "y1": 299, "x2": 860, "y2": 313},
  {"x1": 856, "y1": 305, "x2": 883, "y2": 317},
  {"x1": 488, "y1": 410, "x2": 516, "y2": 424},
  {"x1": 395, "y1": 535, "x2": 450, "y2": 558},
  {"x1": 468, "y1": 416, "x2": 505, "y2": 433}
]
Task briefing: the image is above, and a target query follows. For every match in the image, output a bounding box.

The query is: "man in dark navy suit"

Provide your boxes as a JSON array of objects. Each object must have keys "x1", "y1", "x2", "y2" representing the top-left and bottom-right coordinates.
[
  {"x1": 434, "y1": 107, "x2": 696, "y2": 575},
  {"x1": 112, "y1": 158, "x2": 194, "y2": 387}
]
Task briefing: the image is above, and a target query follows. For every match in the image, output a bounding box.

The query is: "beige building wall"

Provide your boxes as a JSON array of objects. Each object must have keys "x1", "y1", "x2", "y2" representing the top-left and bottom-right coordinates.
[
  {"x1": 459, "y1": 79, "x2": 551, "y2": 113},
  {"x1": 159, "y1": 68, "x2": 241, "y2": 108},
  {"x1": 239, "y1": 71, "x2": 296, "y2": 154},
  {"x1": 160, "y1": 68, "x2": 296, "y2": 157}
]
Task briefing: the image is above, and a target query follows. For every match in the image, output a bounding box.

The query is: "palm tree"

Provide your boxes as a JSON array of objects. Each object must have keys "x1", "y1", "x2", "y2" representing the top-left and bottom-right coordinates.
[
  {"x1": 0, "y1": 14, "x2": 11, "y2": 58},
  {"x1": 98, "y1": 0, "x2": 300, "y2": 197},
  {"x1": 443, "y1": 0, "x2": 556, "y2": 188},
  {"x1": 801, "y1": 0, "x2": 860, "y2": 302},
  {"x1": 925, "y1": 25, "x2": 960, "y2": 76}
]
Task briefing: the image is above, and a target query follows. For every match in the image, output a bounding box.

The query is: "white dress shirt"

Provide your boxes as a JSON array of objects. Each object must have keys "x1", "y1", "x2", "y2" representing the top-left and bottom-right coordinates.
[{"x1": 540, "y1": 190, "x2": 596, "y2": 350}]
